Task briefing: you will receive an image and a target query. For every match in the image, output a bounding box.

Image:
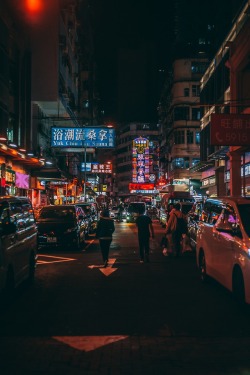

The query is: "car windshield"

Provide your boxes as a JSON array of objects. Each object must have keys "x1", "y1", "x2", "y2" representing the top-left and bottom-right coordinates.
[
  {"x1": 237, "y1": 203, "x2": 250, "y2": 237},
  {"x1": 39, "y1": 207, "x2": 75, "y2": 220},
  {"x1": 77, "y1": 204, "x2": 91, "y2": 214}
]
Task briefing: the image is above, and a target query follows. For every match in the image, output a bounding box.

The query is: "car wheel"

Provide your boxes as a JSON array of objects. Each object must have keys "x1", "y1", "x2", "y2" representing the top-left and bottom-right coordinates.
[
  {"x1": 199, "y1": 250, "x2": 208, "y2": 283},
  {"x1": 232, "y1": 267, "x2": 245, "y2": 305}
]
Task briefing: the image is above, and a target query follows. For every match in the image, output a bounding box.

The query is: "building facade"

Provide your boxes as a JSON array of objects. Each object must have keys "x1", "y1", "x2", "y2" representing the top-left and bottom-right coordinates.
[
  {"x1": 194, "y1": 0, "x2": 250, "y2": 197},
  {"x1": 158, "y1": 58, "x2": 208, "y2": 195},
  {"x1": 115, "y1": 123, "x2": 159, "y2": 199}
]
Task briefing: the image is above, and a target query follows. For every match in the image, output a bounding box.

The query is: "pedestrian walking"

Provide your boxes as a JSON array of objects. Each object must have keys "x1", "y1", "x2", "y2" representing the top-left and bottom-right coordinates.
[
  {"x1": 135, "y1": 205, "x2": 155, "y2": 263},
  {"x1": 117, "y1": 202, "x2": 124, "y2": 222},
  {"x1": 165, "y1": 203, "x2": 187, "y2": 257},
  {"x1": 96, "y1": 209, "x2": 115, "y2": 267}
]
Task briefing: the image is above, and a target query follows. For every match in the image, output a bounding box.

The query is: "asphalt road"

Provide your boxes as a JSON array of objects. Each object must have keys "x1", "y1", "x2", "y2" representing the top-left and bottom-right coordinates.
[{"x1": 1, "y1": 219, "x2": 250, "y2": 375}]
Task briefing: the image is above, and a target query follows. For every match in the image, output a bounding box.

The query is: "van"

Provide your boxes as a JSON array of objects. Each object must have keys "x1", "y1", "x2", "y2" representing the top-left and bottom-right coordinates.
[
  {"x1": 126, "y1": 202, "x2": 146, "y2": 223},
  {"x1": 0, "y1": 196, "x2": 38, "y2": 295},
  {"x1": 196, "y1": 197, "x2": 250, "y2": 304}
]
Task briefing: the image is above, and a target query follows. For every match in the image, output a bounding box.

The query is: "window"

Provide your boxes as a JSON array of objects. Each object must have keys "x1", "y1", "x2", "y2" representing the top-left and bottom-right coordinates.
[
  {"x1": 174, "y1": 130, "x2": 185, "y2": 144},
  {"x1": 174, "y1": 107, "x2": 189, "y2": 121},
  {"x1": 187, "y1": 130, "x2": 194, "y2": 144},
  {"x1": 192, "y1": 158, "x2": 200, "y2": 166},
  {"x1": 172, "y1": 157, "x2": 189, "y2": 169},
  {"x1": 195, "y1": 132, "x2": 200, "y2": 144},
  {"x1": 184, "y1": 88, "x2": 189, "y2": 97},
  {"x1": 192, "y1": 107, "x2": 201, "y2": 120},
  {"x1": 192, "y1": 85, "x2": 200, "y2": 97},
  {"x1": 191, "y1": 62, "x2": 208, "y2": 74}
]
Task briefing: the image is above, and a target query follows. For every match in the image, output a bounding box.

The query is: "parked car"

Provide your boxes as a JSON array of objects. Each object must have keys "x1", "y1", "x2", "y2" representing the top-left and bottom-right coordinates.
[
  {"x1": 0, "y1": 196, "x2": 38, "y2": 295},
  {"x1": 109, "y1": 206, "x2": 119, "y2": 220},
  {"x1": 125, "y1": 202, "x2": 146, "y2": 223},
  {"x1": 196, "y1": 197, "x2": 250, "y2": 304},
  {"x1": 75, "y1": 202, "x2": 97, "y2": 234},
  {"x1": 36, "y1": 205, "x2": 86, "y2": 250},
  {"x1": 187, "y1": 201, "x2": 203, "y2": 251}
]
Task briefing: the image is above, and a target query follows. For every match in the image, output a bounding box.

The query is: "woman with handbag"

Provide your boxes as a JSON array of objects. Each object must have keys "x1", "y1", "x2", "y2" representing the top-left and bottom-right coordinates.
[
  {"x1": 96, "y1": 209, "x2": 115, "y2": 267},
  {"x1": 165, "y1": 203, "x2": 187, "y2": 257}
]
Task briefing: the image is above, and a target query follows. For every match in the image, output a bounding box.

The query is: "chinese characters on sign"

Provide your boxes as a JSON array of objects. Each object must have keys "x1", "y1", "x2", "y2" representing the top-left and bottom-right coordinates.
[
  {"x1": 132, "y1": 137, "x2": 149, "y2": 183},
  {"x1": 129, "y1": 183, "x2": 155, "y2": 190},
  {"x1": 211, "y1": 114, "x2": 250, "y2": 146},
  {"x1": 91, "y1": 163, "x2": 112, "y2": 174},
  {"x1": 51, "y1": 127, "x2": 115, "y2": 148}
]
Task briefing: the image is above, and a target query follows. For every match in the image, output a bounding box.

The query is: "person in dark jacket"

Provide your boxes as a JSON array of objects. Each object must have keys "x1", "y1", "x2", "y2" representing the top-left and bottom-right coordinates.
[
  {"x1": 96, "y1": 209, "x2": 115, "y2": 267},
  {"x1": 135, "y1": 205, "x2": 154, "y2": 263}
]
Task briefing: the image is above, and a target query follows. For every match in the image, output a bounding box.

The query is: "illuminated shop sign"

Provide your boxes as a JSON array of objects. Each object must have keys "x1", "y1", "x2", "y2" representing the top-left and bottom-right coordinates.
[
  {"x1": 132, "y1": 137, "x2": 149, "y2": 183},
  {"x1": 5, "y1": 169, "x2": 15, "y2": 184},
  {"x1": 211, "y1": 114, "x2": 250, "y2": 146},
  {"x1": 15, "y1": 172, "x2": 29, "y2": 189},
  {"x1": 91, "y1": 163, "x2": 112, "y2": 174},
  {"x1": 129, "y1": 183, "x2": 155, "y2": 190},
  {"x1": 81, "y1": 162, "x2": 94, "y2": 172},
  {"x1": 130, "y1": 190, "x2": 159, "y2": 194},
  {"x1": 51, "y1": 127, "x2": 115, "y2": 148}
]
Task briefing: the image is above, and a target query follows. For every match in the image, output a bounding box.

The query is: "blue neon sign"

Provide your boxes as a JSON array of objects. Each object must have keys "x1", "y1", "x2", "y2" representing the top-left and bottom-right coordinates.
[{"x1": 51, "y1": 127, "x2": 115, "y2": 148}]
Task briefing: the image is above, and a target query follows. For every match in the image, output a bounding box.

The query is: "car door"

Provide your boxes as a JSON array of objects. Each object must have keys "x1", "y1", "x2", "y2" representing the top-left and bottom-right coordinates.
[
  {"x1": 212, "y1": 206, "x2": 238, "y2": 288},
  {"x1": 0, "y1": 205, "x2": 15, "y2": 290},
  {"x1": 8, "y1": 200, "x2": 28, "y2": 280}
]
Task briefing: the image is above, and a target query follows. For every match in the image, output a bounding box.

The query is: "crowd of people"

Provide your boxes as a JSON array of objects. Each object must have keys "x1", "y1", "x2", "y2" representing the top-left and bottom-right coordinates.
[{"x1": 95, "y1": 200, "x2": 193, "y2": 267}]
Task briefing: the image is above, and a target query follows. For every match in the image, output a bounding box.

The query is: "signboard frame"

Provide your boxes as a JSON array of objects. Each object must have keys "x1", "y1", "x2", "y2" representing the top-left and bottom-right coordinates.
[
  {"x1": 51, "y1": 127, "x2": 115, "y2": 148},
  {"x1": 211, "y1": 114, "x2": 250, "y2": 146}
]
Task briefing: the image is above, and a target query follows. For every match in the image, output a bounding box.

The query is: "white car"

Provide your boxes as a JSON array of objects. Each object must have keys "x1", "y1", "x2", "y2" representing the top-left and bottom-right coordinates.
[
  {"x1": 109, "y1": 206, "x2": 119, "y2": 219},
  {"x1": 196, "y1": 196, "x2": 250, "y2": 304}
]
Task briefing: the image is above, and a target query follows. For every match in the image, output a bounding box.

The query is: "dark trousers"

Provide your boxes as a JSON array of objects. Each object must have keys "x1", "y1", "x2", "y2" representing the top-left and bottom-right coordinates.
[
  {"x1": 138, "y1": 235, "x2": 150, "y2": 260},
  {"x1": 172, "y1": 231, "x2": 182, "y2": 256},
  {"x1": 99, "y1": 239, "x2": 112, "y2": 262}
]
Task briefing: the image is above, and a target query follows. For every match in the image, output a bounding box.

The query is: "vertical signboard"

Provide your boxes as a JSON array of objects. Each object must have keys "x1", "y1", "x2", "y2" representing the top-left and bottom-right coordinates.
[{"x1": 132, "y1": 137, "x2": 149, "y2": 183}]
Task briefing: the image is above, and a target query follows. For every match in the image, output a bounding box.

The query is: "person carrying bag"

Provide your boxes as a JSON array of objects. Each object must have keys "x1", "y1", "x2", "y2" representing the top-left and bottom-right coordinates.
[{"x1": 165, "y1": 203, "x2": 187, "y2": 257}]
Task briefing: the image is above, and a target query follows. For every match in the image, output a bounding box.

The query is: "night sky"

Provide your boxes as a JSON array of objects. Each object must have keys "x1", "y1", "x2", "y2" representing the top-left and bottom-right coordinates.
[{"x1": 92, "y1": 0, "x2": 245, "y2": 124}]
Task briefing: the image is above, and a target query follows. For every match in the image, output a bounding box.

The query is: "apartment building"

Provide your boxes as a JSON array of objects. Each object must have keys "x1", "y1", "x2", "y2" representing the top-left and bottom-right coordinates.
[
  {"x1": 158, "y1": 58, "x2": 208, "y2": 195},
  {"x1": 193, "y1": 0, "x2": 250, "y2": 197},
  {"x1": 0, "y1": 0, "x2": 97, "y2": 204},
  {"x1": 115, "y1": 123, "x2": 159, "y2": 198}
]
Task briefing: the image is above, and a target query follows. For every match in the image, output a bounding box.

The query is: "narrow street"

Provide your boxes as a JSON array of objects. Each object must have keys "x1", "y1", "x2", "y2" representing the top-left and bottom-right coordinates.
[{"x1": 1, "y1": 220, "x2": 250, "y2": 375}]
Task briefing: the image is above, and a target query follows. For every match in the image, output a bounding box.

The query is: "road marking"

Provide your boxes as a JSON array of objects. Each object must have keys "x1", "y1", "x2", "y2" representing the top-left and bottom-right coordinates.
[
  {"x1": 83, "y1": 239, "x2": 95, "y2": 251},
  {"x1": 88, "y1": 258, "x2": 118, "y2": 276},
  {"x1": 37, "y1": 255, "x2": 76, "y2": 265},
  {"x1": 53, "y1": 335, "x2": 128, "y2": 352}
]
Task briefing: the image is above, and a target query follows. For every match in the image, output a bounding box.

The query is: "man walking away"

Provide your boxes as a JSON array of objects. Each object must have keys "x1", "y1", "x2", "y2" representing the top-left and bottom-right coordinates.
[
  {"x1": 96, "y1": 209, "x2": 115, "y2": 267},
  {"x1": 135, "y1": 205, "x2": 155, "y2": 263}
]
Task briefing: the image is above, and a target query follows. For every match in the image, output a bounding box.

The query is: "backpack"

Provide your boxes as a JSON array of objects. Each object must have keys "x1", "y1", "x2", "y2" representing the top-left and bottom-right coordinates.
[{"x1": 174, "y1": 213, "x2": 188, "y2": 235}]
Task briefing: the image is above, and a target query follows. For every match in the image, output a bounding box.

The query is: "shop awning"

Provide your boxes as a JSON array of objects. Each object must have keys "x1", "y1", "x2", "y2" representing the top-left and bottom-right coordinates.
[{"x1": 31, "y1": 167, "x2": 66, "y2": 180}]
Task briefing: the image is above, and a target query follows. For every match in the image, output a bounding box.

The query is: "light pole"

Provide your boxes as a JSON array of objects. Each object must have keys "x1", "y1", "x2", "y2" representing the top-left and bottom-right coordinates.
[
  {"x1": 83, "y1": 143, "x2": 87, "y2": 201},
  {"x1": 82, "y1": 125, "x2": 87, "y2": 202}
]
